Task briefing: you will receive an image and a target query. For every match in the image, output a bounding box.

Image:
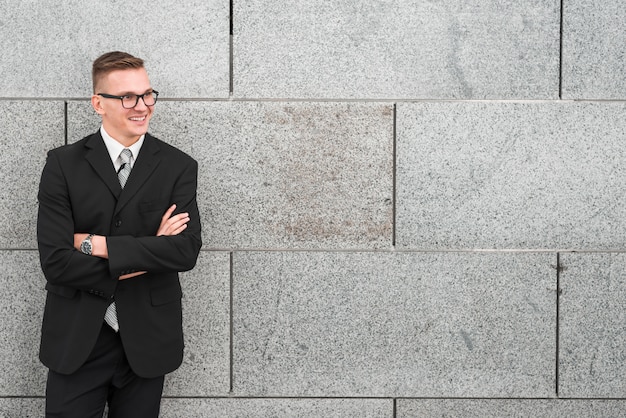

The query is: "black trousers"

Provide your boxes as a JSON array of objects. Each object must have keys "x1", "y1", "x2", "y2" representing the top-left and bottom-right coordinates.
[{"x1": 45, "y1": 323, "x2": 164, "y2": 418}]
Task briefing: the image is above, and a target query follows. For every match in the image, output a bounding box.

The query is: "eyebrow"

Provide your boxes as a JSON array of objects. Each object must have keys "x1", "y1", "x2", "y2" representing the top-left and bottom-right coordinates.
[{"x1": 116, "y1": 89, "x2": 154, "y2": 96}]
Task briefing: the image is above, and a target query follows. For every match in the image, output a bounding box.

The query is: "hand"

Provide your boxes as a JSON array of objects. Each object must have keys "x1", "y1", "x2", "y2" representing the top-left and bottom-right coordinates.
[
  {"x1": 119, "y1": 271, "x2": 146, "y2": 281},
  {"x1": 118, "y1": 204, "x2": 189, "y2": 281},
  {"x1": 157, "y1": 204, "x2": 190, "y2": 236}
]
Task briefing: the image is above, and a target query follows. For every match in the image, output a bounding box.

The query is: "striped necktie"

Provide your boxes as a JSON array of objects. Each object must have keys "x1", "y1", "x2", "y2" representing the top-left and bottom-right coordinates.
[
  {"x1": 105, "y1": 148, "x2": 133, "y2": 332},
  {"x1": 117, "y1": 148, "x2": 132, "y2": 188}
]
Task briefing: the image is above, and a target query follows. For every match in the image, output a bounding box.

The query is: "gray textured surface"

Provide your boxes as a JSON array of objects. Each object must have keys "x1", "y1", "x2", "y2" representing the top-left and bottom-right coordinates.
[
  {"x1": 164, "y1": 251, "x2": 231, "y2": 396},
  {"x1": 234, "y1": 0, "x2": 559, "y2": 99},
  {"x1": 562, "y1": 1, "x2": 626, "y2": 99},
  {"x1": 67, "y1": 101, "x2": 101, "y2": 143},
  {"x1": 0, "y1": 251, "x2": 47, "y2": 396},
  {"x1": 68, "y1": 101, "x2": 394, "y2": 250},
  {"x1": 0, "y1": 1, "x2": 228, "y2": 98},
  {"x1": 0, "y1": 398, "x2": 45, "y2": 418},
  {"x1": 559, "y1": 253, "x2": 626, "y2": 398},
  {"x1": 233, "y1": 251, "x2": 555, "y2": 397},
  {"x1": 397, "y1": 399, "x2": 626, "y2": 418},
  {"x1": 0, "y1": 101, "x2": 64, "y2": 249},
  {"x1": 397, "y1": 102, "x2": 626, "y2": 250},
  {"x1": 161, "y1": 398, "x2": 392, "y2": 418},
  {"x1": 3, "y1": 0, "x2": 625, "y2": 414}
]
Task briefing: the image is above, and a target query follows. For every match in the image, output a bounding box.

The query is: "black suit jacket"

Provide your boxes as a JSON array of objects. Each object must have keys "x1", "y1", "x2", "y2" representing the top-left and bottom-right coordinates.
[{"x1": 37, "y1": 131, "x2": 202, "y2": 378}]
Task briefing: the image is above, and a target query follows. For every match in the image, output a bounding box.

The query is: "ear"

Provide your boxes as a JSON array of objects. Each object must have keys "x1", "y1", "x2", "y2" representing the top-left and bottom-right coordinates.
[{"x1": 91, "y1": 94, "x2": 105, "y2": 115}]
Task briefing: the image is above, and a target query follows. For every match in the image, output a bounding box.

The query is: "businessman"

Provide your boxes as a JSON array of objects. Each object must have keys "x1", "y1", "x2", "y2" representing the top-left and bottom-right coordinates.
[{"x1": 37, "y1": 51, "x2": 202, "y2": 417}]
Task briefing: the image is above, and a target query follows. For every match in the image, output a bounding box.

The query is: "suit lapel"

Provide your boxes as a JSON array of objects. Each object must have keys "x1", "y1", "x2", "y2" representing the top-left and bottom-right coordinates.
[
  {"x1": 84, "y1": 132, "x2": 123, "y2": 197},
  {"x1": 115, "y1": 134, "x2": 161, "y2": 214}
]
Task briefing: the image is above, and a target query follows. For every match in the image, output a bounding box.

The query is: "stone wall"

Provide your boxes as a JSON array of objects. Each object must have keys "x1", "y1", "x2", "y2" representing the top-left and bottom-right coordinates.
[{"x1": 1, "y1": 0, "x2": 625, "y2": 416}]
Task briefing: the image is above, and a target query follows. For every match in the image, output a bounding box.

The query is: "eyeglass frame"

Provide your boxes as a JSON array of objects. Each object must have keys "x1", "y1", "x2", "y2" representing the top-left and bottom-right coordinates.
[{"x1": 97, "y1": 90, "x2": 159, "y2": 109}]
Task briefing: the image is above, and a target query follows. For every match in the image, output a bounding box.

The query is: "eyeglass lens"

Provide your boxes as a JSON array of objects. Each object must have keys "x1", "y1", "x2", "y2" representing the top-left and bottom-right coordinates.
[{"x1": 122, "y1": 92, "x2": 158, "y2": 108}]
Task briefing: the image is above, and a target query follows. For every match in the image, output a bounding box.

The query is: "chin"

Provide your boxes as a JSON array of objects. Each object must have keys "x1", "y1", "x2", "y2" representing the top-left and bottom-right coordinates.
[{"x1": 129, "y1": 125, "x2": 150, "y2": 136}]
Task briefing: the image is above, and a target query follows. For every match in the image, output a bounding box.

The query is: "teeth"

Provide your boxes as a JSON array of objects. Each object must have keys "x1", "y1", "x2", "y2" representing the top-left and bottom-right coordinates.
[{"x1": 130, "y1": 116, "x2": 145, "y2": 121}]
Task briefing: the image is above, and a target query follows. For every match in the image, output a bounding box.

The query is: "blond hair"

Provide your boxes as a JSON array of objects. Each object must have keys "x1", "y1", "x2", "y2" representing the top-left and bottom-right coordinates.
[{"x1": 92, "y1": 51, "x2": 144, "y2": 93}]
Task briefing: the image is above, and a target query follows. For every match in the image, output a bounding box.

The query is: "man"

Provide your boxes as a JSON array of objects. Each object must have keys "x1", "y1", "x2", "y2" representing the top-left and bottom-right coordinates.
[{"x1": 37, "y1": 51, "x2": 202, "y2": 417}]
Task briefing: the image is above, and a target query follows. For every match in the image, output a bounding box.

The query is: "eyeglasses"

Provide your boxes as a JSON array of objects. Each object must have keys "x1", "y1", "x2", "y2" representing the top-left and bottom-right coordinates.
[{"x1": 97, "y1": 90, "x2": 159, "y2": 109}]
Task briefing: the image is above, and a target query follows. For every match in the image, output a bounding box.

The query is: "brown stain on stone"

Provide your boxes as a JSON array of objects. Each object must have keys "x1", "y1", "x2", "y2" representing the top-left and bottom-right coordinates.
[{"x1": 259, "y1": 103, "x2": 393, "y2": 244}]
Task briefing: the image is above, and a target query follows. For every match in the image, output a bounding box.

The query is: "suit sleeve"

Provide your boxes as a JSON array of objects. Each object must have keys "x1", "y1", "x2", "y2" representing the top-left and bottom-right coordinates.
[
  {"x1": 106, "y1": 158, "x2": 202, "y2": 277},
  {"x1": 37, "y1": 150, "x2": 117, "y2": 297}
]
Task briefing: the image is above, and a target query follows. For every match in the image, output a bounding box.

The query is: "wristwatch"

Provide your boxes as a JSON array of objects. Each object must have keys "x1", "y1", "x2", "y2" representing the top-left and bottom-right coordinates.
[{"x1": 80, "y1": 234, "x2": 95, "y2": 255}]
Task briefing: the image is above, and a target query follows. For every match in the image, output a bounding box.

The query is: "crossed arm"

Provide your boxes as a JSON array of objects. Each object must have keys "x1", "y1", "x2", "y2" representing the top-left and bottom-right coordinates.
[{"x1": 73, "y1": 204, "x2": 190, "y2": 280}]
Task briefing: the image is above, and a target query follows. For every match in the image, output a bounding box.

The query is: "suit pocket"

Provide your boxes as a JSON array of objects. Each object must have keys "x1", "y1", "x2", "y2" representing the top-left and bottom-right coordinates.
[
  {"x1": 139, "y1": 199, "x2": 167, "y2": 214},
  {"x1": 138, "y1": 199, "x2": 168, "y2": 233},
  {"x1": 150, "y1": 281, "x2": 182, "y2": 306}
]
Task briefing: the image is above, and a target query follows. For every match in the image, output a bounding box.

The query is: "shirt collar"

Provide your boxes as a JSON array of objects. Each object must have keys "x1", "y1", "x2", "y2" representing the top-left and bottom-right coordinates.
[{"x1": 100, "y1": 126, "x2": 145, "y2": 170}]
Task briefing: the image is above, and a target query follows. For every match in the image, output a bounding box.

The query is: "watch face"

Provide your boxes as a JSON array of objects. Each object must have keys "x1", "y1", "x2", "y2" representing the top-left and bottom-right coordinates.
[{"x1": 81, "y1": 238, "x2": 92, "y2": 255}]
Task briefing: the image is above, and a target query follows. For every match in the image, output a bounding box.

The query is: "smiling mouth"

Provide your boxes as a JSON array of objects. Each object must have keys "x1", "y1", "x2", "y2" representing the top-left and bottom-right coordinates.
[{"x1": 129, "y1": 116, "x2": 146, "y2": 122}]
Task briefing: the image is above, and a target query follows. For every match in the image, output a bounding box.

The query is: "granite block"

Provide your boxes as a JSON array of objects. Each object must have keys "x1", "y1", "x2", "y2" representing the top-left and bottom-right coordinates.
[
  {"x1": 0, "y1": 398, "x2": 45, "y2": 418},
  {"x1": 562, "y1": 2, "x2": 626, "y2": 99},
  {"x1": 397, "y1": 399, "x2": 626, "y2": 418},
  {"x1": 559, "y1": 253, "x2": 626, "y2": 398},
  {"x1": 232, "y1": 251, "x2": 556, "y2": 397},
  {"x1": 234, "y1": 0, "x2": 559, "y2": 99},
  {"x1": 164, "y1": 251, "x2": 231, "y2": 396},
  {"x1": 0, "y1": 251, "x2": 47, "y2": 396},
  {"x1": 0, "y1": 101, "x2": 64, "y2": 249},
  {"x1": 160, "y1": 397, "x2": 392, "y2": 418},
  {"x1": 69, "y1": 100, "x2": 394, "y2": 249},
  {"x1": 66, "y1": 100, "x2": 100, "y2": 143},
  {"x1": 0, "y1": 1, "x2": 228, "y2": 98},
  {"x1": 397, "y1": 102, "x2": 626, "y2": 250}
]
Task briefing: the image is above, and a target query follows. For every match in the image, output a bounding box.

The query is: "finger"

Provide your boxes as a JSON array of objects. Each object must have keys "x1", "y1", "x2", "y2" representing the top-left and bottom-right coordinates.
[
  {"x1": 157, "y1": 212, "x2": 186, "y2": 236},
  {"x1": 173, "y1": 223, "x2": 188, "y2": 235},
  {"x1": 168, "y1": 213, "x2": 189, "y2": 224},
  {"x1": 166, "y1": 219, "x2": 189, "y2": 235},
  {"x1": 119, "y1": 271, "x2": 146, "y2": 280},
  {"x1": 160, "y1": 204, "x2": 177, "y2": 223},
  {"x1": 160, "y1": 218, "x2": 189, "y2": 236},
  {"x1": 167, "y1": 224, "x2": 187, "y2": 237},
  {"x1": 163, "y1": 214, "x2": 190, "y2": 230},
  {"x1": 157, "y1": 211, "x2": 190, "y2": 236}
]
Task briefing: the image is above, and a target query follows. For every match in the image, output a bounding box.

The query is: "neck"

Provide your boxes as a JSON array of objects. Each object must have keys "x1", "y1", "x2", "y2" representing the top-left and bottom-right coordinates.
[{"x1": 117, "y1": 137, "x2": 141, "y2": 148}]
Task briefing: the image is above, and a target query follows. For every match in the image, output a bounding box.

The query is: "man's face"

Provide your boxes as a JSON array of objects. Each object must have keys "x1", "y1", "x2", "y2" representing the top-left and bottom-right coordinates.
[{"x1": 91, "y1": 67, "x2": 154, "y2": 146}]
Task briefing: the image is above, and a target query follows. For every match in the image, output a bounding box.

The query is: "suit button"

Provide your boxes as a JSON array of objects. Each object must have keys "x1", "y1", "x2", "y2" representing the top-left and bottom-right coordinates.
[{"x1": 115, "y1": 220, "x2": 122, "y2": 227}]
